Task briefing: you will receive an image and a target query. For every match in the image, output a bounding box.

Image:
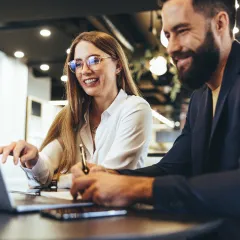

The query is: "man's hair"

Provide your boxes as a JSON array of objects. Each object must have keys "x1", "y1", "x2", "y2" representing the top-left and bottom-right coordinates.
[{"x1": 160, "y1": 0, "x2": 236, "y2": 37}]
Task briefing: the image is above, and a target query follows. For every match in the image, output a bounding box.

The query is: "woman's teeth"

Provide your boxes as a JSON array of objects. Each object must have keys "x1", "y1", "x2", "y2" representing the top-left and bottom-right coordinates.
[{"x1": 84, "y1": 79, "x2": 98, "y2": 85}]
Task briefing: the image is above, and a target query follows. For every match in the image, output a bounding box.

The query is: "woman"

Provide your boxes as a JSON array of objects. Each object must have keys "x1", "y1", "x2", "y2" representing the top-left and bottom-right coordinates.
[{"x1": 0, "y1": 31, "x2": 152, "y2": 188}]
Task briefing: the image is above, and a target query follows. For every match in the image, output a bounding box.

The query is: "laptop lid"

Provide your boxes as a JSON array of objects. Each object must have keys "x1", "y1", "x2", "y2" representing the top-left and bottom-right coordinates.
[
  {"x1": 0, "y1": 166, "x2": 15, "y2": 212},
  {"x1": 0, "y1": 166, "x2": 93, "y2": 213}
]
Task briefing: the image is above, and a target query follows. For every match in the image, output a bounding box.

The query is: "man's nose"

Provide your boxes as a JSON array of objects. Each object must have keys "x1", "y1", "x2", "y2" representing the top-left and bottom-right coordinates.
[{"x1": 167, "y1": 37, "x2": 182, "y2": 57}]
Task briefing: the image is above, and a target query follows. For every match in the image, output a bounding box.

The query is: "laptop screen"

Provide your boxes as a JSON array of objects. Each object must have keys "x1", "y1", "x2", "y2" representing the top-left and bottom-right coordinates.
[{"x1": 0, "y1": 166, "x2": 14, "y2": 211}]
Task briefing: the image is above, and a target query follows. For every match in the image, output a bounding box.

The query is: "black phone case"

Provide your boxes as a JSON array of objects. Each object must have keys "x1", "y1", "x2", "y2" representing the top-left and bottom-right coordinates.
[{"x1": 41, "y1": 207, "x2": 127, "y2": 221}]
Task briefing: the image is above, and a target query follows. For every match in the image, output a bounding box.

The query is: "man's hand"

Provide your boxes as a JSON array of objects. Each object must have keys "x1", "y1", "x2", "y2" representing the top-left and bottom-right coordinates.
[{"x1": 70, "y1": 173, "x2": 154, "y2": 207}]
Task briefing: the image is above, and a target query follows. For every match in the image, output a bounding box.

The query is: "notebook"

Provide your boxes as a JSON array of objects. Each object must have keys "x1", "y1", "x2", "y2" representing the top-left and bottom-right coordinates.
[{"x1": 0, "y1": 167, "x2": 93, "y2": 213}]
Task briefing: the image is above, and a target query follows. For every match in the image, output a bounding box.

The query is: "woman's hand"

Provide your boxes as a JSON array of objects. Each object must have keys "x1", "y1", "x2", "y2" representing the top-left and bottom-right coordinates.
[
  {"x1": 0, "y1": 140, "x2": 39, "y2": 169},
  {"x1": 71, "y1": 162, "x2": 109, "y2": 178}
]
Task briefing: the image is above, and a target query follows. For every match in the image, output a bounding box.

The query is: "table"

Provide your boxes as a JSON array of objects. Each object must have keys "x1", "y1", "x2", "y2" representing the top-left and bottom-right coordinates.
[{"x1": 0, "y1": 209, "x2": 222, "y2": 240}]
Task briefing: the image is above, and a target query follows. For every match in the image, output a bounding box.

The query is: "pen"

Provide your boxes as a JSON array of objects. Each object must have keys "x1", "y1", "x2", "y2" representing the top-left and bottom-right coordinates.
[{"x1": 79, "y1": 144, "x2": 89, "y2": 175}]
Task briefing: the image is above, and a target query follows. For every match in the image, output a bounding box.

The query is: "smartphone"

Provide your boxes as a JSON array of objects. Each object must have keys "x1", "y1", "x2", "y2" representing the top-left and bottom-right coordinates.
[{"x1": 41, "y1": 206, "x2": 127, "y2": 220}]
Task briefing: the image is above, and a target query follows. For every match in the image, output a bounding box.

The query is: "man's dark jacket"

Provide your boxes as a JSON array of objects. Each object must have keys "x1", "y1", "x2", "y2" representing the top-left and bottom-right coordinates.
[{"x1": 120, "y1": 41, "x2": 240, "y2": 239}]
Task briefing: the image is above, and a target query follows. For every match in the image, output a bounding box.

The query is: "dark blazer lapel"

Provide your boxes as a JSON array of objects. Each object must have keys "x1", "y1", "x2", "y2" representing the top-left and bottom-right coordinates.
[
  {"x1": 192, "y1": 87, "x2": 212, "y2": 175},
  {"x1": 209, "y1": 41, "x2": 240, "y2": 143}
]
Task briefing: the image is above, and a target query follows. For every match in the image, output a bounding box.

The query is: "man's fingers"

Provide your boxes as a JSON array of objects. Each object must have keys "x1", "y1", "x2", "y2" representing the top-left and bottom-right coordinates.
[
  {"x1": 92, "y1": 191, "x2": 104, "y2": 206},
  {"x1": 70, "y1": 176, "x2": 96, "y2": 198},
  {"x1": 81, "y1": 184, "x2": 97, "y2": 201}
]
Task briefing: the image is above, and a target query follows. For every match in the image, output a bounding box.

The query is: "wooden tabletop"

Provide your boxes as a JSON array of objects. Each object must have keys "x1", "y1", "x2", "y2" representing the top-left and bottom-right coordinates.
[{"x1": 0, "y1": 210, "x2": 222, "y2": 240}]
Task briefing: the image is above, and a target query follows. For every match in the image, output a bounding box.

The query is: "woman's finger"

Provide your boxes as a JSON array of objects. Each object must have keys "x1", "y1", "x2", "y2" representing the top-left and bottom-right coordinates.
[
  {"x1": 90, "y1": 165, "x2": 106, "y2": 173},
  {"x1": 1, "y1": 142, "x2": 16, "y2": 164},
  {"x1": 13, "y1": 141, "x2": 27, "y2": 165},
  {"x1": 71, "y1": 163, "x2": 84, "y2": 178}
]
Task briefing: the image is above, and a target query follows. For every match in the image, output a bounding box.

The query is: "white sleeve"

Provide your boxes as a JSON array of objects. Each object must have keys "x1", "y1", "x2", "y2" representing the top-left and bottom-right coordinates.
[
  {"x1": 102, "y1": 101, "x2": 152, "y2": 170},
  {"x1": 21, "y1": 139, "x2": 63, "y2": 187},
  {"x1": 57, "y1": 173, "x2": 73, "y2": 189}
]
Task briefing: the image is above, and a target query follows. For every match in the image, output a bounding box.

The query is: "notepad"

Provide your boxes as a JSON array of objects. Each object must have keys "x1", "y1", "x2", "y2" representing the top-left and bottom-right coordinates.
[{"x1": 40, "y1": 191, "x2": 82, "y2": 200}]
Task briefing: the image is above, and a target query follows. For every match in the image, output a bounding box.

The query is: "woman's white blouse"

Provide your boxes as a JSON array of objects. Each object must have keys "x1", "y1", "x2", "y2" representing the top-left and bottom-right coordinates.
[{"x1": 22, "y1": 89, "x2": 152, "y2": 188}]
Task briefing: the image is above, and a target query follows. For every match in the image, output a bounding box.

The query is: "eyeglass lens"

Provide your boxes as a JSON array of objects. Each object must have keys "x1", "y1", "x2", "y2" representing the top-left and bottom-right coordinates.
[{"x1": 70, "y1": 56, "x2": 101, "y2": 73}]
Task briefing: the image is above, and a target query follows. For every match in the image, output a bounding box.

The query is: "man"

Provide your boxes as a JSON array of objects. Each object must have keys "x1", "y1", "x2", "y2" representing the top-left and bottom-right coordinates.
[{"x1": 71, "y1": 0, "x2": 240, "y2": 235}]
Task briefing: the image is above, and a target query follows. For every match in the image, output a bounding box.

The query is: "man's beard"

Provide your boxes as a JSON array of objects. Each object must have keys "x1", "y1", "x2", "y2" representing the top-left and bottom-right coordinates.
[{"x1": 176, "y1": 30, "x2": 220, "y2": 90}]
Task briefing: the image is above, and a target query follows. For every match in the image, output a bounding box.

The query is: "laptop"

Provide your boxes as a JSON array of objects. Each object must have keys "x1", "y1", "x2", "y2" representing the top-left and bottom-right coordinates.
[{"x1": 0, "y1": 167, "x2": 93, "y2": 213}]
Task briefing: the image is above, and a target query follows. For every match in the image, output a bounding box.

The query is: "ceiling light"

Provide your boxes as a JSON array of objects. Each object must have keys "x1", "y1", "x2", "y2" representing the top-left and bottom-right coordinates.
[
  {"x1": 61, "y1": 75, "x2": 68, "y2": 82},
  {"x1": 149, "y1": 56, "x2": 167, "y2": 76},
  {"x1": 175, "y1": 121, "x2": 180, "y2": 127},
  {"x1": 233, "y1": 26, "x2": 239, "y2": 34},
  {"x1": 152, "y1": 27, "x2": 157, "y2": 36},
  {"x1": 160, "y1": 30, "x2": 168, "y2": 48},
  {"x1": 40, "y1": 64, "x2": 50, "y2": 71},
  {"x1": 40, "y1": 29, "x2": 51, "y2": 37},
  {"x1": 14, "y1": 51, "x2": 24, "y2": 58},
  {"x1": 236, "y1": 0, "x2": 239, "y2": 9},
  {"x1": 66, "y1": 48, "x2": 70, "y2": 54},
  {"x1": 163, "y1": 86, "x2": 172, "y2": 94}
]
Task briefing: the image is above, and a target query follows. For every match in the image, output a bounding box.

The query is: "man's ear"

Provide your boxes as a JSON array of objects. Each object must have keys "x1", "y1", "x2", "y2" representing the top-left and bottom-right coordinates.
[{"x1": 214, "y1": 11, "x2": 230, "y2": 36}]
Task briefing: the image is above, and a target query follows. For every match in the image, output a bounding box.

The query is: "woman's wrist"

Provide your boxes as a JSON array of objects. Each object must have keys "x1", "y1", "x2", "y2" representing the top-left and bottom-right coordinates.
[
  {"x1": 25, "y1": 152, "x2": 39, "y2": 169},
  {"x1": 106, "y1": 169, "x2": 119, "y2": 175}
]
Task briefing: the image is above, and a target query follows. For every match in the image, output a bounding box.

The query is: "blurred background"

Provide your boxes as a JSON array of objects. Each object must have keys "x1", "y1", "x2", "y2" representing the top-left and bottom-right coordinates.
[{"x1": 0, "y1": 0, "x2": 239, "y2": 177}]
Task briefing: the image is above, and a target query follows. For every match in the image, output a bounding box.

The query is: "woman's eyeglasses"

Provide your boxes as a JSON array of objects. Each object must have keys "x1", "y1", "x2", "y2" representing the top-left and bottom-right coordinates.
[{"x1": 68, "y1": 55, "x2": 112, "y2": 73}]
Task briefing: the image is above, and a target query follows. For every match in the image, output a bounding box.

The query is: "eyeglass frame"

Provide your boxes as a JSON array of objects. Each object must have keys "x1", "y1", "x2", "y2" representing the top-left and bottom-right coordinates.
[{"x1": 68, "y1": 55, "x2": 113, "y2": 74}]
